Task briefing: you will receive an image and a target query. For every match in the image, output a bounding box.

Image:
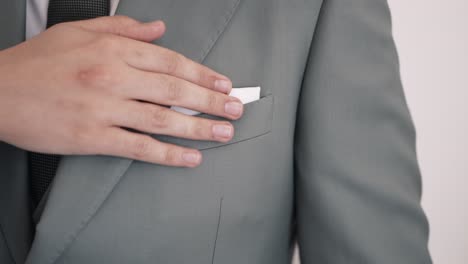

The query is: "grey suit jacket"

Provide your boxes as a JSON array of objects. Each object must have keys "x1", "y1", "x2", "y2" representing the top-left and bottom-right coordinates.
[{"x1": 0, "y1": 0, "x2": 432, "y2": 263}]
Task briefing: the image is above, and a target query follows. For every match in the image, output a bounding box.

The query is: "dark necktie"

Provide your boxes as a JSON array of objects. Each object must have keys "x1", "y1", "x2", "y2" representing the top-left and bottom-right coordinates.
[{"x1": 29, "y1": 0, "x2": 110, "y2": 207}]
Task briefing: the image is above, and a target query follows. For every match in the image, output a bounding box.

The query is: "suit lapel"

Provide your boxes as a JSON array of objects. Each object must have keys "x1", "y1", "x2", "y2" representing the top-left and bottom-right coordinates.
[
  {"x1": 0, "y1": 2, "x2": 31, "y2": 264},
  {"x1": 115, "y1": 0, "x2": 242, "y2": 62},
  {"x1": 0, "y1": 0, "x2": 25, "y2": 50},
  {"x1": 0, "y1": 144, "x2": 32, "y2": 264},
  {"x1": 26, "y1": 0, "x2": 242, "y2": 263}
]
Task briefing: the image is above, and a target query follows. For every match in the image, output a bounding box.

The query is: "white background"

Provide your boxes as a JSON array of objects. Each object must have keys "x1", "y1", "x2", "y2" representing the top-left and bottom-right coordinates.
[
  {"x1": 294, "y1": 0, "x2": 468, "y2": 263},
  {"x1": 389, "y1": 0, "x2": 468, "y2": 263}
]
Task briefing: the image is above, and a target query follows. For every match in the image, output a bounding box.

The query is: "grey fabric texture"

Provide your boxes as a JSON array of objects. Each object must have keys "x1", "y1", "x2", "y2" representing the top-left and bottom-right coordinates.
[
  {"x1": 293, "y1": 0, "x2": 431, "y2": 262},
  {"x1": 0, "y1": 2, "x2": 33, "y2": 264},
  {"x1": 0, "y1": 228, "x2": 15, "y2": 264},
  {"x1": 0, "y1": 0, "x2": 431, "y2": 263},
  {"x1": 0, "y1": 144, "x2": 32, "y2": 264}
]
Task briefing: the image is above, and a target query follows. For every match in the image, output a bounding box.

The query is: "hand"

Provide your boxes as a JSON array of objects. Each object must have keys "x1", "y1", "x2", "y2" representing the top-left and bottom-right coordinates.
[{"x1": 0, "y1": 16, "x2": 244, "y2": 167}]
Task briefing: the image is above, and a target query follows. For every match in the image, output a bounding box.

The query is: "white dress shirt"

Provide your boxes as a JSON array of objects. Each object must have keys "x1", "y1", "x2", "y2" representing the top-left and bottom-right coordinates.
[{"x1": 26, "y1": 0, "x2": 121, "y2": 40}]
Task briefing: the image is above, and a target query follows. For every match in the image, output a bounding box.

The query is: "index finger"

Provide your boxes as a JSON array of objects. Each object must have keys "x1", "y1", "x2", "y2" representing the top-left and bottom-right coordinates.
[{"x1": 120, "y1": 37, "x2": 233, "y2": 94}]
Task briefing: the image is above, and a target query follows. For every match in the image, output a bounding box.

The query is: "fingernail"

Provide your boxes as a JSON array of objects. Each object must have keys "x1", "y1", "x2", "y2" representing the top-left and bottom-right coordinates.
[
  {"x1": 182, "y1": 152, "x2": 201, "y2": 165},
  {"x1": 224, "y1": 100, "x2": 243, "y2": 116},
  {"x1": 212, "y1": 124, "x2": 233, "y2": 139},
  {"x1": 150, "y1": 21, "x2": 164, "y2": 30},
  {"x1": 214, "y1": 79, "x2": 232, "y2": 93}
]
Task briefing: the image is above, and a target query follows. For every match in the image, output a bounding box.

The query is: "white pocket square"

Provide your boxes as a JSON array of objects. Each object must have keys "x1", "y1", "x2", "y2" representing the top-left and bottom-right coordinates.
[{"x1": 170, "y1": 86, "x2": 261, "y2": 116}]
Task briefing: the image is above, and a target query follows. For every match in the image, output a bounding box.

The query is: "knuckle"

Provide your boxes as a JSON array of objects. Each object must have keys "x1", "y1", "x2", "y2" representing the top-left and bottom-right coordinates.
[
  {"x1": 131, "y1": 136, "x2": 152, "y2": 159},
  {"x1": 76, "y1": 64, "x2": 114, "y2": 89},
  {"x1": 162, "y1": 147, "x2": 180, "y2": 165},
  {"x1": 196, "y1": 69, "x2": 209, "y2": 85},
  {"x1": 148, "y1": 107, "x2": 169, "y2": 130},
  {"x1": 165, "y1": 52, "x2": 184, "y2": 75},
  {"x1": 192, "y1": 64, "x2": 211, "y2": 84},
  {"x1": 190, "y1": 120, "x2": 208, "y2": 139},
  {"x1": 164, "y1": 78, "x2": 182, "y2": 102},
  {"x1": 206, "y1": 93, "x2": 220, "y2": 109},
  {"x1": 178, "y1": 122, "x2": 190, "y2": 137}
]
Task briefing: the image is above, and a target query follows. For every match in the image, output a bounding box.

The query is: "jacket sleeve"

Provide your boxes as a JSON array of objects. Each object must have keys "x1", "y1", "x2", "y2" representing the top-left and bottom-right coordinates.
[{"x1": 293, "y1": 0, "x2": 432, "y2": 263}]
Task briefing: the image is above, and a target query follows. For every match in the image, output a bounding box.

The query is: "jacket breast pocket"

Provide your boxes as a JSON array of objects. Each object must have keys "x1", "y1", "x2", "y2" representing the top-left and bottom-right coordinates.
[{"x1": 151, "y1": 93, "x2": 274, "y2": 150}]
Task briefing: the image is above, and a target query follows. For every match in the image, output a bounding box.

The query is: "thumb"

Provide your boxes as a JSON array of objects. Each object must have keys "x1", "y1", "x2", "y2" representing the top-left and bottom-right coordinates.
[{"x1": 72, "y1": 15, "x2": 166, "y2": 42}]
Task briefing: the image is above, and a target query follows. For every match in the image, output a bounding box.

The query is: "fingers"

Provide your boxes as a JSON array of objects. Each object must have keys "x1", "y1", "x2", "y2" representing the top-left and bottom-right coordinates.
[
  {"x1": 118, "y1": 69, "x2": 243, "y2": 120},
  {"x1": 101, "y1": 127, "x2": 202, "y2": 167},
  {"x1": 119, "y1": 37, "x2": 232, "y2": 94},
  {"x1": 112, "y1": 100, "x2": 235, "y2": 142},
  {"x1": 72, "y1": 16, "x2": 232, "y2": 94},
  {"x1": 72, "y1": 15, "x2": 166, "y2": 42}
]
